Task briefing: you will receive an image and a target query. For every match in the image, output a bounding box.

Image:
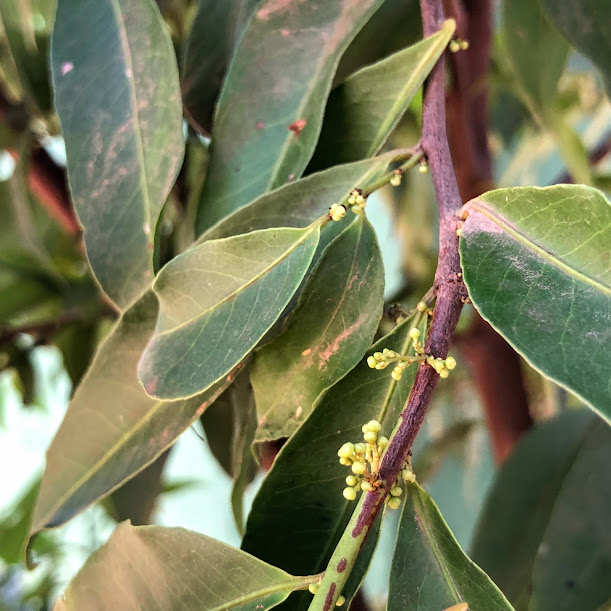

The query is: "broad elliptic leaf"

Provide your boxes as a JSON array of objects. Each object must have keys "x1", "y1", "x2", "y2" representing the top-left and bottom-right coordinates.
[
  {"x1": 242, "y1": 317, "x2": 424, "y2": 610},
  {"x1": 194, "y1": 0, "x2": 383, "y2": 233},
  {"x1": 502, "y1": 0, "x2": 568, "y2": 113},
  {"x1": 30, "y1": 292, "x2": 237, "y2": 534},
  {"x1": 389, "y1": 483, "x2": 513, "y2": 611},
  {"x1": 252, "y1": 215, "x2": 384, "y2": 441},
  {"x1": 540, "y1": 0, "x2": 611, "y2": 97},
  {"x1": 55, "y1": 523, "x2": 315, "y2": 611},
  {"x1": 138, "y1": 225, "x2": 321, "y2": 400},
  {"x1": 308, "y1": 19, "x2": 455, "y2": 172},
  {"x1": 472, "y1": 411, "x2": 611, "y2": 610},
  {"x1": 459, "y1": 185, "x2": 611, "y2": 420},
  {"x1": 199, "y1": 153, "x2": 399, "y2": 244},
  {"x1": 182, "y1": 0, "x2": 258, "y2": 135},
  {"x1": 51, "y1": 0, "x2": 184, "y2": 309}
]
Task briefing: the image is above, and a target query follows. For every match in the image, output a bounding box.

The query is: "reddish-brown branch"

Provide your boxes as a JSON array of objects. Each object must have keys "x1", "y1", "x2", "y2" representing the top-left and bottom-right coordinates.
[
  {"x1": 351, "y1": 0, "x2": 467, "y2": 539},
  {"x1": 443, "y1": 0, "x2": 533, "y2": 463}
]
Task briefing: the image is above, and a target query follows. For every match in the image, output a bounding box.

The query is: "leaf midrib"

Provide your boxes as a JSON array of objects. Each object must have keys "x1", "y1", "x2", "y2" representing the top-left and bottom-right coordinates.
[
  {"x1": 469, "y1": 201, "x2": 611, "y2": 295},
  {"x1": 155, "y1": 224, "x2": 321, "y2": 336},
  {"x1": 109, "y1": 0, "x2": 152, "y2": 229},
  {"x1": 365, "y1": 20, "x2": 455, "y2": 157}
]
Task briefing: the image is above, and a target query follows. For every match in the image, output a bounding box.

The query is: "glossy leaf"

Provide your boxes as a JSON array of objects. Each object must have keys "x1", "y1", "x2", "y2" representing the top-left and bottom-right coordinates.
[
  {"x1": 199, "y1": 153, "x2": 398, "y2": 244},
  {"x1": 459, "y1": 185, "x2": 611, "y2": 420},
  {"x1": 540, "y1": 0, "x2": 611, "y2": 96},
  {"x1": 388, "y1": 483, "x2": 513, "y2": 611},
  {"x1": 242, "y1": 317, "x2": 424, "y2": 609},
  {"x1": 51, "y1": 0, "x2": 184, "y2": 309},
  {"x1": 194, "y1": 0, "x2": 383, "y2": 232},
  {"x1": 55, "y1": 522, "x2": 314, "y2": 611},
  {"x1": 252, "y1": 215, "x2": 384, "y2": 441},
  {"x1": 502, "y1": 0, "x2": 568, "y2": 113},
  {"x1": 30, "y1": 292, "x2": 237, "y2": 534},
  {"x1": 138, "y1": 225, "x2": 321, "y2": 400},
  {"x1": 472, "y1": 411, "x2": 611, "y2": 610},
  {"x1": 182, "y1": 0, "x2": 257, "y2": 135},
  {"x1": 308, "y1": 19, "x2": 455, "y2": 172}
]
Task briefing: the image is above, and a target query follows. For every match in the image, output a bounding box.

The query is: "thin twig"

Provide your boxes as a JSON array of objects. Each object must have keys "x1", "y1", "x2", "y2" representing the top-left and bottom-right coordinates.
[{"x1": 309, "y1": 1, "x2": 466, "y2": 608}]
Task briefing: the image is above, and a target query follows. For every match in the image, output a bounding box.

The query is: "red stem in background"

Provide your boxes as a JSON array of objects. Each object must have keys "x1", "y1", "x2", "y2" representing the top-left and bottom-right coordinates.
[{"x1": 443, "y1": 0, "x2": 533, "y2": 463}]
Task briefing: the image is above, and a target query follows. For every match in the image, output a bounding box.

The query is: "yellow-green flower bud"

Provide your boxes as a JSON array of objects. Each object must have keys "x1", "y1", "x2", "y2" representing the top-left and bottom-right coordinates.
[
  {"x1": 375, "y1": 362, "x2": 387, "y2": 370},
  {"x1": 339, "y1": 457, "x2": 350, "y2": 466},
  {"x1": 343, "y1": 487, "x2": 357, "y2": 501},
  {"x1": 366, "y1": 420, "x2": 381, "y2": 432},
  {"x1": 336, "y1": 595, "x2": 346, "y2": 606},
  {"x1": 459, "y1": 39, "x2": 469, "y2": 50},
  {"x1": 439, "y1": 368, "x2": 450, "y2": 378},
  {"x1": 409, "y1": 328, "x2": 420, "y2": 340},
  {"x1": 401, "y1": 468, "x2": 416, "y2": 483},
  {"x1": 338, "y1": 442, "x2": 355, "y2": 458},
  {"x1": 390, "y1": 174, "x2": 401, "y2": 187},
  {"x1": 388, "y1": 496, "x2": 402, "y2": 510},
  {"x1": 361, "y1": 481, "x2": 372, "y2": 491},
  {"x1": 352, "y1": 461, "x2": 367, "y2": 475},
  {"x1": 445, "y1": 356, "x2": 456, "y2": 370},
  {"x1": 367, "y1": 355, "x2": 377, "y2": 368},
  {"x1": 364, "y1": 431, "x2": 377, "y2": 443},
  {"x1": 391, "y1": 367, "x2": 403, "y2": 381},
  {"x1": 378, "y1": 436, "x2": 389, "y2": 449},
  {"x1": 449, "y1": 39, "x2": 460, "y2": 53},
  {"x1": 373, "y1": 352, "x2": 383, "y2": 360},
  {"x1": 390, "y1": 485, "x2": 403, "y2": 497},
  {"x1": 419, "y1": 162, "x2": 429, "y2": 174},
  {"x1": 354, "y1": 443, "x2": 367, "y2": 453},
  {"x1": 417, "y1": 301, "x2": 427, "y2": 312},
  {"x1": 345, "y1": 475, "x2": 357, "y2": 486},
  {"x1": 308, "y1": 583, "x2": 319, "y2": 595}
]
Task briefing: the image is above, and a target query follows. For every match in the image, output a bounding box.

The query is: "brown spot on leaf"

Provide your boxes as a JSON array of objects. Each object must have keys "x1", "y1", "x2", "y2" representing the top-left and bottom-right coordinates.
[
  {"x1": 288, "y1": 119, "x2": 307, "y2": 138},
  {"x1": 337, "y1": 558, "x2": 347, "y2": 573}
]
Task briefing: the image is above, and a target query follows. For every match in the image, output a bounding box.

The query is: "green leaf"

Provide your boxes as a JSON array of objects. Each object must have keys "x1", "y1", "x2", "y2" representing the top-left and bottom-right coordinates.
[
  {"x1": 51, "y1": 0, "x2": 184, "y2": 309},
  {"x1": 459, "y1": 185, "x2": 611, "y2": 420},
  {"x1": 194, "y1": 0, "x2": 383, "y2": 232},
  {"x1": 0, "y1": 479, "x2": 39, "y2": 565},
  {"x1": 138, "y1": 225, "x2": 321, "y2": 400},
  {"x1": 540, "y1": 0, "x2": 611, "y2": 97},
  {"x1": 472, "y1": 411, "x2": 610, "y2": 610},
  {"x1": 502, "y1": 0, "x2": 569, "y2": 114},
  {"x1": 308, "y1": 19, "x2": 455, "y2": 172},
  {"x1": 242, "y1": 316, "x2": 423, "y2": 609},
  {"x1": 55, "y1": 522, "x2": 315, "y2": 611},
  {"x1": 30, "y1": 292, "x2": 236, "y2": 534},
  {"x1": 389, "y1": 483, "x2": 513, "y2": 611},
  {"x1": 199, "y1": 153, "x2": 398, "y2": 243},
  {"x1": 181, "y1": 0, "x2": 257, "y2": 135},
  {"x1": 252, "y1": 215, "x2": 384, "y2": 441}
]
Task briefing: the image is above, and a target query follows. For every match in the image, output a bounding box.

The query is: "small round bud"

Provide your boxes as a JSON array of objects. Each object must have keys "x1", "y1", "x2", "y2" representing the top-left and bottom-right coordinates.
[
  {"x1": 367, "y1": 420, "x2": 382, "y2": 432},
  {"x1": 339, "y1": 457, "x2": 350, "y2": 466},
  {"x1": 348, "y1": 196, "x2": 356, "y2": 205},
  {"x1": 456, "y1": 227, "x2": 463, "y2": 237},
  {"x1": 329, "y1": 203, "x2": 346, "y2": 221},
  {"x1": 375, "y1": 362, "x2": 387, "y2": 370},
  {"x1": 362, "y1": 423, "x2": 369, "y2": 433},
  {"x1": 352, "y1": 461, "x2": 367, "y2": 475},
  {"x1": 373, "y1": 352, "x2": 383, "y2": 360},
  {"x1": 338, "y1": 442, "x2": 355, "y2": 458},
  {"x1": 308, "y1": 583, "x2": 319, "y2": 595},
  {"x1": 355, "y1": 194, "x2": 366, "y2": 205},
  {"x1": 391, "y1": 367, "x2": 403, "y2": 381},
  {"x1": 439, "y1": 368, "x2": 450, "y2": 379},
  {"x1": 402, "y1": 468, "x2": 416, "y2": 483},
  {"x1": 409, "y1": 328, "x2": 420, "y2": 340},
  {"x1": 336, "y1": 595, "x2": 346, "y2": 606},
  {"x1": 459, "y1": 39, "x2": 470, "y2": 50},
  {"x1": 343, "y1": 487, "x2": 357, "y2": 501},
  {"x1": 364, "y1": 431, "x2": 377, "y2": 443},
  {"x1": 388, "y1": 496, "x2": 402, "y2": 510},
  {"x1": 377, "y1": 436, "x2": 389, "y2": 449},
  {"x1": 354, "y1": 443, "x2": 367, "y2": 454},
  {"x1": 367, "y1": 355, "x2": 377, "y2": 368},
  {"x1": 390, "y1": 486, "x2": 403, "y2": 497},
  {"x1": 345, "y1": 475, "x2": 357, "y2": 486},
  {"x1": 419, "y1": 162, "x2": 428, "y2": 174},
  {"x1": 449, "y1": 40, "x2": 460, "y2": 53},
  {"x1": 417, "y1": 301, "x2": 427, "y2": 312},
  {"x1": 445, "y1": 356, "x2": 457, "y2": 370},
  {"x1": 390, "y1": 174, "x2": 401, "y2": 187},
  {"x1": 361, "y1": 481, "x2": 372, "y2": 491}
]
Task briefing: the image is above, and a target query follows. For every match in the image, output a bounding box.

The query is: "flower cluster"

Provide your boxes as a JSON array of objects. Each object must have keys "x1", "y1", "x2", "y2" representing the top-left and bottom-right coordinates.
[
  {"x1": 337, "y1": 420, "x2": 388, "y2": 501},
  {"x1": 449, "y1": 38, "x2": 469, "y2": 53},
  {"x1": 366, "y1": 328, "x2": 457, "y2": 380},
  {"x1": 329, "y1": 202, "x2": 347, "y2": 222},
  {"x1": 347, "y1": 188, "x2": 367, "y2": 209}
]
